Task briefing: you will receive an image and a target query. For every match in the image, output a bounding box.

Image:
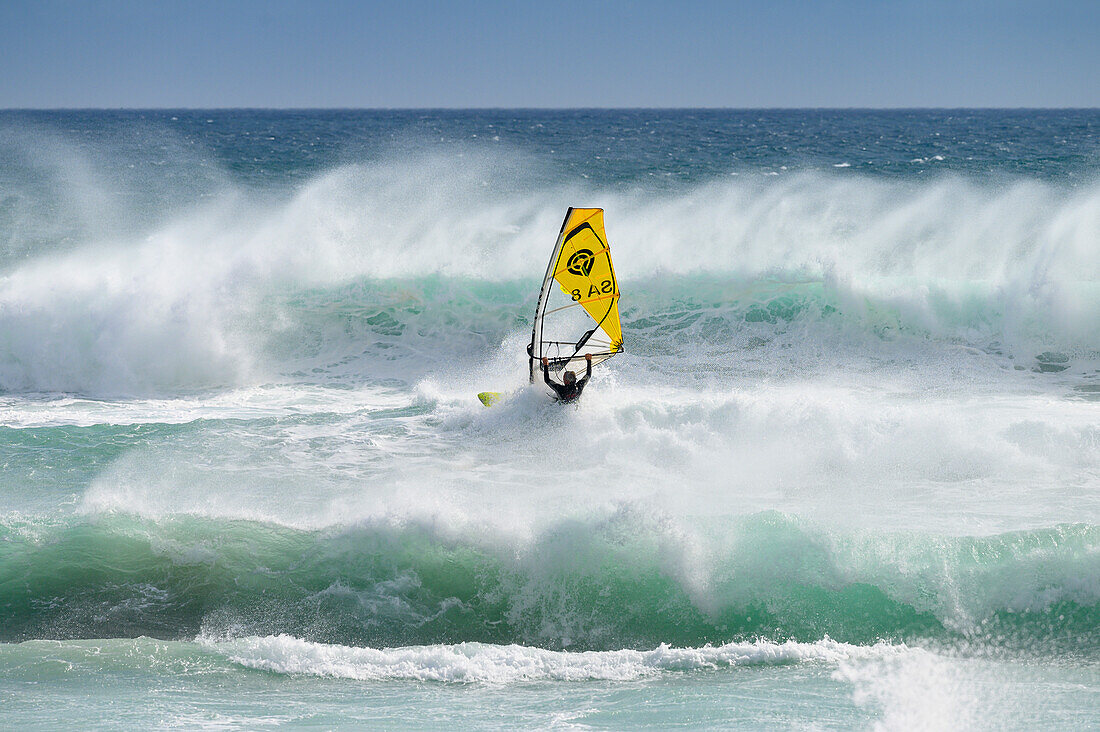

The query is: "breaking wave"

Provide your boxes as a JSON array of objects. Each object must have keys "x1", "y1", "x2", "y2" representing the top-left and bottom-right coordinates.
[
  {"x1": 1, "y1": 148, "x2": 1099, "y2": 395},
  {"x1": 3, "y1": 512, "x2": 1098, "y2": 653}
]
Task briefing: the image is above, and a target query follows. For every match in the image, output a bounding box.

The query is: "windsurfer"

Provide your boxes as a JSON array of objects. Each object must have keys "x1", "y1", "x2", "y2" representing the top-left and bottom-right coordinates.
[{"x1": 541, "y1": 354, "x2": 592, "y2": 403}]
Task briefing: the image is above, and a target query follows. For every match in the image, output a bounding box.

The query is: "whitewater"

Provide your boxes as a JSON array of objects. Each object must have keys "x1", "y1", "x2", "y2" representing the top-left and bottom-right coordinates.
[{"x1": 1, "y1": 109, "x2": 1098, "y2": 729}]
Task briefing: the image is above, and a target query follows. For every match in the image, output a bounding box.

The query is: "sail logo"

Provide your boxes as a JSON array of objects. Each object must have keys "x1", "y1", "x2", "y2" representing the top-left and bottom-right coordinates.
[{"x1": 566, "y1": 249, "x2": 595, "y2": 276}]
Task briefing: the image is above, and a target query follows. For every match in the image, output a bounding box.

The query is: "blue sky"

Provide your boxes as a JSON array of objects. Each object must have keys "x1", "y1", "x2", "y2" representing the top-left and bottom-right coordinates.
[{"x1": 2, "y1": 0, "x2": 1097, "y2": 108}]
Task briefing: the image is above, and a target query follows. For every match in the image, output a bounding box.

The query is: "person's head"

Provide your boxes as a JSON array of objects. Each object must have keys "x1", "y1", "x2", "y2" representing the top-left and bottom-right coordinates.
[{"x1": 563, "y1": 370, "x2": 577, "y2": 385}]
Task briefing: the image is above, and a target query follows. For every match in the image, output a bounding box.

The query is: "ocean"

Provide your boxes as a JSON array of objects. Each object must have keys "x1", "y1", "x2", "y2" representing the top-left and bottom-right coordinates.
[{"x1": 1, "y1": 109, "x2": 1098, "y2": 729}]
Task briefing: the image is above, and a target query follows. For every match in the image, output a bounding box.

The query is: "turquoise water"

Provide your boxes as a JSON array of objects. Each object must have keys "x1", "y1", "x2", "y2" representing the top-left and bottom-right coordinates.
[{"x1": 1, "y1": 110, "x2": 1099, "y2": 729}]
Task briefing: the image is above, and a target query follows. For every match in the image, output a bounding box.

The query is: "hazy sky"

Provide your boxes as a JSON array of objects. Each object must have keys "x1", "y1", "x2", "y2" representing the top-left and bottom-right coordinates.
[{"x1": 2, "y1": 0, "x2": 1098, "y2": 108}]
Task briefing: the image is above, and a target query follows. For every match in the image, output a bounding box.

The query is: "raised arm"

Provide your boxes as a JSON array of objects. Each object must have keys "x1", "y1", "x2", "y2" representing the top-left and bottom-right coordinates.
[
  {"x1": 541, "y1": 357, "x2": 569, "y2": 399},
  {"x1": 578, "y1": 353, "x2": 593, "y2": 386}
]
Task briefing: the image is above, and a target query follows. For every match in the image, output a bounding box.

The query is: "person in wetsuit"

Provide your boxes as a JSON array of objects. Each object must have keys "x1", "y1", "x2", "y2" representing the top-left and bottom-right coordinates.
[{"x1": 541, "y1": 353, "x2": 592, "y2": 403}]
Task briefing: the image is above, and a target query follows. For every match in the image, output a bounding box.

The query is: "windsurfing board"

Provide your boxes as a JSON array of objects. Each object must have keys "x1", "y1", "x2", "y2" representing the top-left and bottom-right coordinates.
[{"x1": 477, "y1": 391, "x2": 504, "y2": 407}]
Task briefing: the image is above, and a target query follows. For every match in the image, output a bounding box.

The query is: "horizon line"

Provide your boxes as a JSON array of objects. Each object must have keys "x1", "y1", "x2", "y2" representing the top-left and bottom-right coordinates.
[{"x1": 3, "y1": 106, "x2": 1100, "y2": 113}]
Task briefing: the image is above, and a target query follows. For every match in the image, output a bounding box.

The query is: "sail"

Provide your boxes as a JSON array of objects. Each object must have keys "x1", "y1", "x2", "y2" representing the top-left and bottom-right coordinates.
[{"x1": 529, "y1": 208, "x2": 623, "y2": 382}]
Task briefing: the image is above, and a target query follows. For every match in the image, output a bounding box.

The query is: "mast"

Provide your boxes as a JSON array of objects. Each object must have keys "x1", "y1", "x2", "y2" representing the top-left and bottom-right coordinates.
[{"x1": 528, "y1": 208, "x2": 573, "y2": 382}]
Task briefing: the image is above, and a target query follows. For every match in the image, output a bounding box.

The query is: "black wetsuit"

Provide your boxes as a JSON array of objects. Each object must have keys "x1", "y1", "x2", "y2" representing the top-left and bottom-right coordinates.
[{"x1": 543, "y1": 359, "x2": 591, "y2": 403}]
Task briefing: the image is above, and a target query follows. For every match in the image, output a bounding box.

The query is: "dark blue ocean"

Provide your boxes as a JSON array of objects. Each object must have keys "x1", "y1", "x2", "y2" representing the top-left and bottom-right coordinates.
[{"x1": 1, "y1": 109, "x2": 1099, "y2": 729}]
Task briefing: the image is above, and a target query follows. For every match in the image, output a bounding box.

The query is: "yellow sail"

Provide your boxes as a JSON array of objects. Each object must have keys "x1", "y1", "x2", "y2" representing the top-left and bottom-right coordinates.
[
  {"x1": 529, "y1": 207, "x2": 623, "y2": 381},
  {"x1": 550, "y1": 208, "x2": 623, "y2": 353}
]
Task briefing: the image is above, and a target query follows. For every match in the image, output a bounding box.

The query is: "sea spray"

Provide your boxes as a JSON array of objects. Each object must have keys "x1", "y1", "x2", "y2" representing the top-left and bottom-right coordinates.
[{"x1": 2, "y1": 151, "x2": 1099, "y2": 394}]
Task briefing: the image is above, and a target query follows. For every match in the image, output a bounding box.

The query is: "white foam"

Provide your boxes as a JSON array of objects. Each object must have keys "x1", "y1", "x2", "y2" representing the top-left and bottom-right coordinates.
[
  {"x1": 0, "y1": 383, "x2": 407, "y2": 429},
  {"x1": 72, "y1": 376, "x2": 1100, "y2": 537},
  {"x1": 202, "y1": 634, "x2": 914, "y2": 683},
  {"x1": 835, "y1": 650, "x2": 977, "y2": 731}
]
